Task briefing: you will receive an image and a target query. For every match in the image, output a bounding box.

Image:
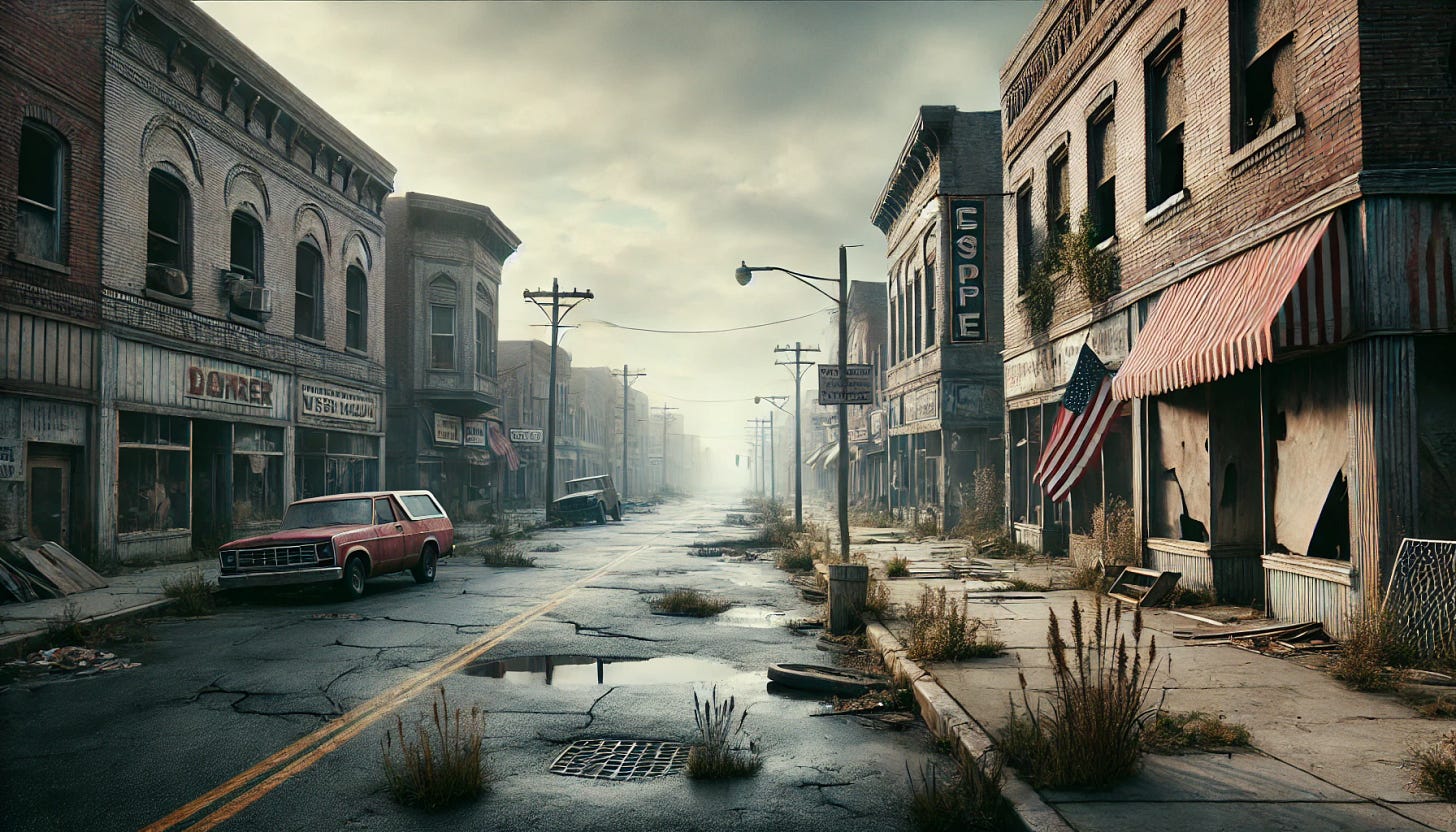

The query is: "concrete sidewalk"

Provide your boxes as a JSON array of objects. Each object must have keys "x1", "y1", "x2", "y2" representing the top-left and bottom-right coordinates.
[
  {"x1": 840, "y1": 528, "x2": 1455, "y2": 832},
  {"x1": 0, "y1": 559, "x2": 218, "y2": 651}
]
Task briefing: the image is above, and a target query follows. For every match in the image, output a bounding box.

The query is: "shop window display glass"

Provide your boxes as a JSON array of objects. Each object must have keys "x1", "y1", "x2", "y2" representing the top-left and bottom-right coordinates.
[
  {"x1": 118, "y1": 412, "x2": 190, "y2": 533},
  {"x1": 295, "y1": 428, "x2": 379, "y2": 499},
  {"x1": 232, "y1": 425, "x2": 284, "y2": 523}
]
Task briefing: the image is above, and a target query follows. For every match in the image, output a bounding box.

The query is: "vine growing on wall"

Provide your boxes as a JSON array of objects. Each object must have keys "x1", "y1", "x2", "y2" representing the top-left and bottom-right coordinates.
[
  {"x1": 1058, "y1": 209, "x2": 1119, "y2": 306},
  {"x1": 1020, "y1": 245, "x2": 1059, "y2": 336}
]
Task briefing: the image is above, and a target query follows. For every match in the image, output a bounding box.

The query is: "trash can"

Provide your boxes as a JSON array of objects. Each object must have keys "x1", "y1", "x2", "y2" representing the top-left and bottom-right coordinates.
[{"x1": 827, "y1": 563, "x2": 868, "y2": 635}]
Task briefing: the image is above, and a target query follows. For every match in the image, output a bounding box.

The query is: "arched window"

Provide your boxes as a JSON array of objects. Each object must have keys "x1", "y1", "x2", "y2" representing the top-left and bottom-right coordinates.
[
  {"x1": 146, "y1": 169, "x2": 191, "y2": 297},
  {"x1": 346, "y1": 265, "x2": 367, "y2": 351},
  {"x1": 16, "y1": 121, "x2": 66, "y2": 264},
  {"x1": 429, "y1": 275, "x2": 457, "y2": 370},
  {"x1": 294, "y1": 240, "x2": 324, "y2": 339},
  {"x1": 229, "y1": 211, "x2": 263, "y2": 280}
]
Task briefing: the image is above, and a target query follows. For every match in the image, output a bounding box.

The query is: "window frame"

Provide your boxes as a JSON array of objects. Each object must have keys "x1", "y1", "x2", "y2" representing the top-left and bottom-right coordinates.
[
  {"x1": 430, "y1": 302, "x2": 457, "y2": 370},
  {"x1": 1046, "y1": 143, "x2": 1071, "y2": 247},
  {"x1": 1087, "y1": 99, "x2": 1118, "y2": 244},
  {"x1": 293, "y1": 239, "x2": 325, "y2": 341},
  {"x1": 16, "y1": 121, "x2": 66, "y2": 265},
  {"x1": 345, "y1": 265, "x2": 368, "y2": 352},
  {"x1": 1145, "y1": 31, "x2": 1187, "y2": 209},
  {"x1": 1230, "y1": 0, "x2": 1297, "y2": 150},
  {"x1": 146, "y1": 169, "x2": 192, "y2": 298},
  {"x1": 1015, "y1": 180, "x2": 1034, "y2": 293}
]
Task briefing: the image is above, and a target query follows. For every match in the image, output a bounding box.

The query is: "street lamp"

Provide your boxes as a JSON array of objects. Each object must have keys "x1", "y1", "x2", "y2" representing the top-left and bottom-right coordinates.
[{"x1": 735, "y1": 246, "x2": 853, "y2": 563}]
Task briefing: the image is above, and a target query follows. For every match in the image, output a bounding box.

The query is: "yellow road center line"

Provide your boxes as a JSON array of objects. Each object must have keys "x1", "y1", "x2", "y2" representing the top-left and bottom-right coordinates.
[{"x1": 143, "y1": 539, "x2": 656, "y2": 832}]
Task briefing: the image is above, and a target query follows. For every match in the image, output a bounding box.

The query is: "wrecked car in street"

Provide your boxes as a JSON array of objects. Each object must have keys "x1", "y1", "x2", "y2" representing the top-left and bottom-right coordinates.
[
  {"x1": 217, "y1": 491, "x2": 454, "y2": 600},
  {"x1": 551, "y1": 475, "x2": 622, "y2": 524}
]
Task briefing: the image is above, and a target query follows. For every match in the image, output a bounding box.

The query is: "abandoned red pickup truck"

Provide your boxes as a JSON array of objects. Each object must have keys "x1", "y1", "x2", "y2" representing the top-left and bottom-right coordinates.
[{"x1": 216, "y1": 490, "x2": 454, "y2": 600}]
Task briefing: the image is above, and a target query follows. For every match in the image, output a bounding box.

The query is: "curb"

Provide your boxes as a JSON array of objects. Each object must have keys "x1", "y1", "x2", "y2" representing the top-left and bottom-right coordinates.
[
  {"x1": 0, "y1": 597, "x2": 178, "y2": 655},
  {"x1": 865, "y1": 621, "x2": 1075, "y2": 832}
]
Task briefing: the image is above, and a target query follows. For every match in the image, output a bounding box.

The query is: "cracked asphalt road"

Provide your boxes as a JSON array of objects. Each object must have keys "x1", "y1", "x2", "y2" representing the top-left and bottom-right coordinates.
[{"x1": 0, "y1": 497, "x2": 940, "y2": 831}]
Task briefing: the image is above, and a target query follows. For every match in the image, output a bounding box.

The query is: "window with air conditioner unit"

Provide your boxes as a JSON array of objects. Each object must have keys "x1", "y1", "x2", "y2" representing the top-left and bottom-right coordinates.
[
  {"x1": 226, "y1": 211, "x2": 269, "y2": 320},
  {"x1": 146, "y1": 170, "x2": 191, "y2": 299}
]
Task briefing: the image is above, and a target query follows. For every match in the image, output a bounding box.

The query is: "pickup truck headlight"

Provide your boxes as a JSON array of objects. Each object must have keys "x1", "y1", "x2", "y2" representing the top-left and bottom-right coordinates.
[
  {"x1": 318, "y1": 540, "x2": 334, "y2": 563},
  {"x1": 220, "y1": 550, "x2": 237, "y2": 569}
]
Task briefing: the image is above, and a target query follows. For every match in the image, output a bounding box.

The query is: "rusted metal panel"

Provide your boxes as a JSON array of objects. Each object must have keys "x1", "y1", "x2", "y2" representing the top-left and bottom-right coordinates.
[
  {"x1": 1346, "y1": 336, "x2": 1418, "y2": 605},
  {"x1": 0, "y1": 309, "x2": 97, "y2": 395}
]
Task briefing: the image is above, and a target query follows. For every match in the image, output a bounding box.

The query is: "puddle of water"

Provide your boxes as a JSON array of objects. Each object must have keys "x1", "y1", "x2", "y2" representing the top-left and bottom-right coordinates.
[
  {"x1": 460, "y1": 654, "x2": 750, "y2": 686},
  {"x1": 713, "y1": 606, "x2": 787, "y2": 628}
]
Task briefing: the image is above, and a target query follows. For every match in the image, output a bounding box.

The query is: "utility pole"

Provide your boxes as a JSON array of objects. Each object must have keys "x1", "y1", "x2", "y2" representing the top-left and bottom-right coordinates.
[
  {"x1": 774, "y1": 342, "x2": 819, "y2": 531},
  {"x1": 748, "y1": 418, "x2": 771, "y2": 498},
  {"x1": 655, "y1": 405, "x2": 678, "y2": 492},
  {"x1": 612, "y1": 365, "x2": 646, "y2": 498},
  {"x1": 524, "y1": 279, "x2": 593, "y2": 515}
]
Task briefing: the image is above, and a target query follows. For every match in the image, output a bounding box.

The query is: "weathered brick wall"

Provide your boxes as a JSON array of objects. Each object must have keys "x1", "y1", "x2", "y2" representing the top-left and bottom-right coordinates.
[
  {"x1": 0, "y1": 0, "x2": 105, "y2": 306},
  {"x1": 1359, "y1": 0, "x2": 1456, "y2": 169},
  {"x1": 101, "y1": 3, "x2": 389, "y2": 368},
  {"x1": 1001, "y1": 0, "x2": 1364, "y2": 355}
]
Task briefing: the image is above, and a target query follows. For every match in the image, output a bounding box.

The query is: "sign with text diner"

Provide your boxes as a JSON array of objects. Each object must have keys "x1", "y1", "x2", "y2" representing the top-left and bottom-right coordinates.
[
  {"x1": 509, "y1": 428, "x2": 544, "y2": 444},
  {"x1": 186, "y1": 364, "x2": 273, "y2": 408},
  {"x1": 948, "y1": 199, "x2": 986, "y2": 343},
  {"x1": 301, "y1": 381, "x2": 378, "y2": 424},
  {"x1": 434, "y1": 414, "x2": 462, "y2": 446},
  {"x1": 818, "y1": 364, "x2": 874, "y2": 405},
  {"x1": 463, "y1": 419, "x2": 487, "y2": 447}
]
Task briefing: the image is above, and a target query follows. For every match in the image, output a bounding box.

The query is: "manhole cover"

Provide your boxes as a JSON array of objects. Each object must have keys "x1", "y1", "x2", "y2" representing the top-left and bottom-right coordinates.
[{"x1": 549, "y1": 739, "x2": 689, "y2": 780}]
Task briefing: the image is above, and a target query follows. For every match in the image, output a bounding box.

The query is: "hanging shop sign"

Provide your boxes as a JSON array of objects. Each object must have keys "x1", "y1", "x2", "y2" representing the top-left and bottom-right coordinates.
[
  {"x1": 434, "y1": 414, "x2": 462, "y2": 446},
  {"x1": 509, "y1": 428, "x2": 545, "y2": 444},
  {"x1": 948, "y1": 199, "x2": 986, "y2": 343},
  {"x1": 300, "y1": 381, "x2": 379, "y2": 424},
  {"x1": 0, "y1": 440, "x2": 23, "y2": 481},
  {"x1": 818, "y1": 364, "x2": 874, "y2": 405},
  {"x1": 186, "y1": 365, "x2": 273, "y2": 408},
  {"x1": 463, "y1": 419, "x2": 487, "y2": 447}
]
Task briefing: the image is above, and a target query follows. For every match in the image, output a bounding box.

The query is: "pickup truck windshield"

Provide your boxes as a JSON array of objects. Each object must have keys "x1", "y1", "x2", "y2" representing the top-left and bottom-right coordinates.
[
  {"x1": 281, "y1": 498, "x2": 373, "y2": 529},
  {"x1": 566, "y1": 479, "x2": 601, "y2": 494}
]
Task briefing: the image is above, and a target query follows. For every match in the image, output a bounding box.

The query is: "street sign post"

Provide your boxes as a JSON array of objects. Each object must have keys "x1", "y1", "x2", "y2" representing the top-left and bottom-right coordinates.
[{"x1": 818, "y1": 363, "x2": 874, "y2": 405}]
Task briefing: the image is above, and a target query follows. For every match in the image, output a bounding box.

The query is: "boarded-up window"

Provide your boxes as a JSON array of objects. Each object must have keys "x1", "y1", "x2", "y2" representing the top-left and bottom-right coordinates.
[
  {"x1": 1146, "y1": 35, "x2": 1185, "y2": 207},
  {"x1": 1270, "y1": 352, "x2": 1349, "y2": 558},
  {"x1": 1088, "y1": 103, "x2": 1117, "y2": 241},
  {"x1": 17, "y1": 122, "x2": 65, "y2": 263},
  {"x1": 1149, "y1": 386, "x2": 1209, "y2": 542},
  {"x1": 1047, "y1": 146, "x2": 1070, "y2": 244},
  {"x1": 294, "y1": 241, "x2": 324, "y2": 339},
  {"x1": 1418, "y1": 335, "x2": 1456, "y2": 540},
  {"x1": 1233, "y1": 0, "x2": 1296, "y2": 148}
]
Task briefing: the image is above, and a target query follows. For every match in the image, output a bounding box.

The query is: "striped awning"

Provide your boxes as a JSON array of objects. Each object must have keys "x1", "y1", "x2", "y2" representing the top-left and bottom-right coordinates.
[
  {"x1": 803, "y1": 442, "x2": 833, "y2": 468},
  {"x1": 1112, "y1": 213, "x2": 1341, "y2": 401}
]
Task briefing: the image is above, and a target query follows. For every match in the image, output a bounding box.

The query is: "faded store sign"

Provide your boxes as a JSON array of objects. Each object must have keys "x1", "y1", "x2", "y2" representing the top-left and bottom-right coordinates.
[
  {"x1": 944, "y1": 381, "x2": 998, "y2": 420},
  {"x1": 510, "y1": 428, "x2": 544, "y2": 444},
  {"x1": 434, "y1": 414, "x2": 462, "y2": 446},
  {"x1": 301, "y1": 382, "x2": 377, "y2": 424},
  {"x1": 187, "y1": 365, "x2": 274, "y2": 408},
  {"x1": 948, "y1": 199, "x2": 986, "y2": 343},
  {"x1": 0, "y1": 440, "x2": 22, "y2": 481},
  {"x1": 463, "y1": 419, "x2": 487, "y2": 447},
  {"x1": 906, "y1": 383, "x2": 940, "y2": 423},
  {"x1": 22, "y1": 400, "x2": 86, "y2": 444}
]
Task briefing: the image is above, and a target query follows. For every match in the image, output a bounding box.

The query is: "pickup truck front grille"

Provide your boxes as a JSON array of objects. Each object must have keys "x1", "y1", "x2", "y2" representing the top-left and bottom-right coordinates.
[{"x1": 235, "y1": 543, "x2": 323, "y2": 570}]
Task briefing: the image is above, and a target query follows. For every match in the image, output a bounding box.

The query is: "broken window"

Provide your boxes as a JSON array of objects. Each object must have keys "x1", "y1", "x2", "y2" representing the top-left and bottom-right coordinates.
[
  {"x1": 1047, "y1": 146, "x2": 1070, "y2": 246},
  {"x1": 228, "y1": 211, "x2": 263, "y2": 320},
  {"x1": 1146, "y1": 34, "x2": 1185, "y2": 207},
  {"x1": 146, "y1": 170, "x2": 190, "y2": 296},
  {"x1": 232, "y1": 425, "x2": 283, "y2": 523},
  {"x1": 345, "y1": 265, "x2": 367, "y2": 351},
  {"x1": 118, "y1": 412, "x2": 191, "y2": 533},
  {"x1": 1088, "y1": 103, "x2": 1117, "y2": 242},
  {"x1": 1233, "y1": 0, "x2": 1295, "y2": 148},
  {"x1": 295, "y1": 429, "x2": 378, "y2": 499},
  {"x1": 476, "y1": 309, "x2": 492, "y2": 375},
  {"x1": 16, "y1": 121, "x2": 65, "y2": 263},
  {"x1": 1016, "y1": 182, "x2": 1034, "y2": 291},
  {"x1": 1009, "y1": 405, "x2": 1045, "y2": 526},
  {"x1": 294, "y1": 241, "x2": 323, "y2": 340}
]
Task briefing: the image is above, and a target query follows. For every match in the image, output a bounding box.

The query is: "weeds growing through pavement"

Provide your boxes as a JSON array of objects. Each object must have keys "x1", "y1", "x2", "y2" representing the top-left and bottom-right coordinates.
[
  {"x1": 1067, "y1": 563, "x2": 1109, "y2": 592},
  {"x1": 381, "y1": 685, "x2": 489, "y2": 810},
  {"x1": 748, "y1": 497, "x2": 797, "y2": 548},
  {"x1": 1003, "y1": 577, "x2": 1050, "y2": 592},
  {"x1": 912, "y1": 513, "x2": 940, "y2": 539},
  {"x1": 1166, "y1": 585, "x2": 1217, "y2": 608},
  {"x1": 885, "y1": 556, "x2": 910, "y2": 578},
  {"x1": 162, "y1": 570, "x2": 216, "y2": 616},
  {"x1": 477, "y1": 540, "x2": 537, "y2": 568},
  {"x1": 860, "y1": 575, "x2": 893, "y2": 620},
  {"x1": 650, "y1": 588, "x2": 731, "y2": 617},
  {"x1": 530, "y1": 543, "x2": 563, "y2": 553},
  {"x1": 998, "y1": 597, "x2": 1165, "y2": 789},
  {"x1": 1332, "y1": 608, "x2": 1421, "y2": 691},
  {"x1": 1417, "y1": 695, "x2": 1456, "y2": 719},
  {"x1": 44, "y1": 602, "x2": 90, "y2": 646},
  {"x1": 907, "y1": 747, "x2": 1011, "y2": 832},
  {"x1": 686, "y1": 687, "x2": 761, "y2": 779},
  {"x1": 774, "y1": 549, "x2": 816, "y2": 572},
  {"x1": 903, "y1": 587, "x2": 1003, "y2": 662},
  {"x1": 1141, "y1": 711, "x2": 1252, "y2": 753},
  {"x1": 1409, "y1": 731, "x2": 1456, "y2": 801}
]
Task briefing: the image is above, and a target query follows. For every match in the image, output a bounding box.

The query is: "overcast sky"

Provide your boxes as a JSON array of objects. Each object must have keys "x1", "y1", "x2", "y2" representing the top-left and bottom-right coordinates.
[{"x1": 198, "y1": 0, "x2": 1038, "y2": 483}]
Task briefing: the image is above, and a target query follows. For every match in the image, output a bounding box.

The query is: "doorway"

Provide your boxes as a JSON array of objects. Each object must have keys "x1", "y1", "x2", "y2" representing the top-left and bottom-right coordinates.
[
  {"x1": 27, "y1": 450, "x2": 71, "y2": 546},
  {"x1": 192, "y1": 420, "x2": 233, "y2": 551}
]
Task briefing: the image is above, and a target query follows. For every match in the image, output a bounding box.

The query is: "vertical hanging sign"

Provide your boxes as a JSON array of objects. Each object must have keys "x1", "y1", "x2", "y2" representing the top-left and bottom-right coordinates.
[{"x1": 948, "y1": 199, "x2": 985, "y2": 343}]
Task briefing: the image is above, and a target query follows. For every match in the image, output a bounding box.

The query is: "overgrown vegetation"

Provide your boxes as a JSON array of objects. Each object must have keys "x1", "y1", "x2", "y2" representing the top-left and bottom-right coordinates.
[
  {"x1": 1409, "y1": 731, "x2": 1456, "y2": 801},
  {"x1": 650, "y1": 588, "x2": 732, "y2": 617},
  {"x1": 998, "y1": 598, "x2": 1165, "y2": 789},
  {"x1": 774, "y1": 549, "x2": 816, "y2": 572},
  {"x1": 912, "y1": 512, "x2": 940, "y2": 539},
  {"x1": 952, "y1": 467, "x2": 1005, "y2": 539},
  {"x1": 42, "y1": 602, "x2": 151, "y2": 648},
  {"x1": 748, "y1": 497, "x2": 797, "y2": 548},
  {"x1": 904, "y1": 587, "x2": 1003, "y2": 662},
  {"x1": 885, "y1": 556, "x2": 911, "y2": 578},
  {"x1": 1090, "y1": 498, "x2": 1138, "y2": 570},
  {"x1": 1068, "y1": 563, "x2": 1109, "y2": 592},
  {"x1": 851, "y1": 509, "x2": 896, "y2": 528},
  {"x1": 860, "y1": 575, "x2": 893, "y2": 620},
  {"x1": 1166, "y1": 585, "x2": 1217, "y2": 608},
  {"x1": 686, "y1": 687, "x2": 761, "y2": 779},
  {"x1": 381, "y1": 686, "x2": 489, "y2": 810},
  {"x1": 1019, "y1": 246, "x2": 1059, "y2": 335},
  {"x1": 531, "y1": 543, "x2": 563, "y2": 553},
  {"x1": 1057, "y1": 209, "x2": 1119, "y2": 305},
  {"x1": 907, "y1": 748, "x2": 1011, "y2": 832},
  {"x1": 1141, "y1": 711, "x2": 1252, "y2": 753},
  {"x1": 1332, "y1": 608, "x2": 1421, "y2": 691},
  {"x1": 162, "y1": 569, "x2": 216, "y2": 616},
  {"x1": 1417, "y1": 695, "x2": 1456, "y2": 719},
  {"x1": 1004, "y1": 577, "x2": 1051, "y2": 593},
  {"x1": 44, "y1": 602, "x2": 91, "y2": 646},
  {"x1": 477, "y1": 540, "x2": 537, "y2": 568}
]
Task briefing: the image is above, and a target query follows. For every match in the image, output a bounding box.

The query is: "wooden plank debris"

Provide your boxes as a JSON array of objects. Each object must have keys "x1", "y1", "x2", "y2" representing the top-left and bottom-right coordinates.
[{"x1": 1108, "y1": 566, "x2": 1181, "y2": 607}]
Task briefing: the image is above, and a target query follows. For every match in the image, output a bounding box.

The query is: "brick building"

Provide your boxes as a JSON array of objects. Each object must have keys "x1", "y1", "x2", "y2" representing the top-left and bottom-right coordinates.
[
  {"x1": 498, "y1": 339, "x2": 568, "y2": 505},
  {"x1": 1000, "y1": 0, "x2": 1456, "y2": 633},
  {"x1": 0, "y1": 1, "x2": 106, "y2": 555},
  {"x1": 842, "y1": 281, "x2": 889, "y2": 510},
  {"x1": 871, "y1": 107, "x2": 1006, "y2": 533},
  {"x1": 562, "y1": 365, "x2": 616, "y2": 486},
  {"x1": 96, "y1": 0, "x2": 394, "y2": 560},
  {"x1": 383, "y1": 192, "x2": 519, "y2": 522}
]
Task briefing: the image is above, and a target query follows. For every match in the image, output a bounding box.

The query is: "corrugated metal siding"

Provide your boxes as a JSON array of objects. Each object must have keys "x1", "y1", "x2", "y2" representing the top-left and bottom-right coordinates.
[
  {"x1": 1267, "y1": 566, "x2": 1355, "y2": 640},
  {"x1": 1347, "y1": 336, "x2": 1418, "y2": 605},
  {"x1": 0, "y1": 310, "x2": 96, "y2": 393},
  {"x1": 1013, "y1": 523, "x2": 1043, "y2": 552},
  {"x1": 1145, "y1": 541, "x2": 1263, "y2": 605}
]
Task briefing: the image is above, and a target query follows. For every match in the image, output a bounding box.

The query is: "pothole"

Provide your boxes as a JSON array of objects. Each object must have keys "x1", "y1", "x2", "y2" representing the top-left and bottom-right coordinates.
[
  {"x1": 550, "y1": 739, "x2": 689, "y2": 780},
  {"x1": 712, "y1": 605, "x2": 818, "y2": 628},
  {"x1": 460, "y1": 654, "x2": 751, "y2": 686}
]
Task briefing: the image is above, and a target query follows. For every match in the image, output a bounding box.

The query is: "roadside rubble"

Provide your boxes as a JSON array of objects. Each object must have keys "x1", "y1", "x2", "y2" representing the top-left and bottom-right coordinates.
[
  {"x1": 6, "y1": 646, "x2": 140, "y2": 676},
  {"x1": 0, "y1": 539, "x2": 108, "y2": 603}
]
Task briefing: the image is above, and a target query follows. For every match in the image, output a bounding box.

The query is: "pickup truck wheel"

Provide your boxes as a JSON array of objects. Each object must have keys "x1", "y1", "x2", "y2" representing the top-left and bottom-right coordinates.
[
  {"x1": 610, "y1": 504, "x2": 622, "y2": 522},
  {"x1": 411, "y1": 544, "x2": 438, "y2": 584},
  {"x1": 339, "y1": 556, "x2": 367, "y2": 601},
  {"x1": 594, "y1": 503, "x2": 607, "y2": 525}
]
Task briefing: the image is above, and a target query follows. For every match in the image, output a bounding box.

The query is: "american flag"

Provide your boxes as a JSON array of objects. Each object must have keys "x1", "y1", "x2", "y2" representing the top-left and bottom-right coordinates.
[
  {"x1": 1035, "y1": 345, "x2": 1118, "y2": 503},
  {"x1": 487, "y1": 422, "x2": 522, "y2": 472}
]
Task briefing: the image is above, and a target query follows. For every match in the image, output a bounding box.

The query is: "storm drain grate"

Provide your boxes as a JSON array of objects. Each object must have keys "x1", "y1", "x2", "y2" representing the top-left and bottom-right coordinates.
[{"x1": 549, "y1": 739, "x2": 690, "y2": 781}]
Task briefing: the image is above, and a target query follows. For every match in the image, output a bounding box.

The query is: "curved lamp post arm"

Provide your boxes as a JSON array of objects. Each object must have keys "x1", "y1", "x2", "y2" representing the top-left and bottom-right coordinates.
[{"x1": 736, "y1": 262, "x2": 840, "y2": 305}]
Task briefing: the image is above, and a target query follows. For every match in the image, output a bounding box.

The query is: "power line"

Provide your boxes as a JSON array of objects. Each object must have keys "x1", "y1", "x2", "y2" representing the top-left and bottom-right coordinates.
[{"x1": 581, "y1": 307, "x2": 831, "y2": 335}]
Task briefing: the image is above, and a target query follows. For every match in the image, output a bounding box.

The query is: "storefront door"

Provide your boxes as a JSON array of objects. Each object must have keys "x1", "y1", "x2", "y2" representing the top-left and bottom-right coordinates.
[
  {"x1": 192, "y1": 420, "x2": 233, "y2": 550},
  {"x1": 27, "y1": 452, "x2": 69, "y2": 545}
]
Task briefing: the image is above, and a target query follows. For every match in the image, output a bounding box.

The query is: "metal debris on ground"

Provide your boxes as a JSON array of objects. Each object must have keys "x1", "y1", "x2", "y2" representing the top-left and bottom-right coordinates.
[
  {"x1": 549, "y1": 739, "x2": 689, "y2": 780},
  {"x1": 6, "y1": 646, "x2": 140, "y2": 676}
]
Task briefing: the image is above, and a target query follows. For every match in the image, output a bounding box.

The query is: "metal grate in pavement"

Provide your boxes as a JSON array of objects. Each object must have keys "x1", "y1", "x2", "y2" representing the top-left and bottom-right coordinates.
[{"x1": 548, "y1": 739, "x2": 689, "y2": 781}]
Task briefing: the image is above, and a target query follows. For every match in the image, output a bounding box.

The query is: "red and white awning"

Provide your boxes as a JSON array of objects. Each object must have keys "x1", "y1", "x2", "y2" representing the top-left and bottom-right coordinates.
[{"x1": 1112, "y1": 213, "x2": 1344, "y2": 401}]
